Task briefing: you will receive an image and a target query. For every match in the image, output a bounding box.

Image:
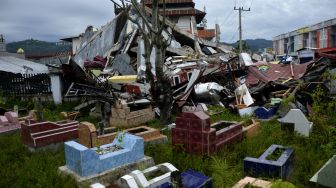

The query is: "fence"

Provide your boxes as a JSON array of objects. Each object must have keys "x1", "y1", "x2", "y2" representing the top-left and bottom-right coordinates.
[{"x1": 0, "y1": 71, "x2": 51, "y2": 96}]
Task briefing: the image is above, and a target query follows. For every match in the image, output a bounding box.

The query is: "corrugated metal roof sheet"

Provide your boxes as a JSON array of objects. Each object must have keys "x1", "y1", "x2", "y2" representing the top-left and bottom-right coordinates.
[
  {"x1": 0, "y1": 56, "x2": 49, "y2": 74},
  {"x1": 245, "y1": 62, "x2": 312, "y2": 86}
]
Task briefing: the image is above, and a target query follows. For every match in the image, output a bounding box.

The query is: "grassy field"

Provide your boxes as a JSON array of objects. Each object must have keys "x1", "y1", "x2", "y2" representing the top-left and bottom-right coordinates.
[{"x1": 0, "y1": 101, "x2": 335, "y2": 187}]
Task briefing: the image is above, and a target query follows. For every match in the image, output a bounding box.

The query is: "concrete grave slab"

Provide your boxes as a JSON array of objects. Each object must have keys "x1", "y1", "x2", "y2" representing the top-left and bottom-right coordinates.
[
  {"x1": 278, "y1": 109, "x2": 313, "y2": 137},
  {"x1": 310, "y1": 155, "x2": 336, "y2": 188},
  {"x1": 244, "y1": 144, "x2": 294, "y2": 179},
  {"x1": 233, "y1": 176, "x2": 271, "y2": 188},
  {"x1": 119, "y1": 163, "x2": 178, "y2": 188}
]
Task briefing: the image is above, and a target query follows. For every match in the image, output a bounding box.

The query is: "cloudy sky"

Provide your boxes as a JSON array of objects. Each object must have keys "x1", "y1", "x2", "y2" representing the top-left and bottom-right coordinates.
[{"x1": 1, "y1": 0, "x2": 335, "y2": 43}]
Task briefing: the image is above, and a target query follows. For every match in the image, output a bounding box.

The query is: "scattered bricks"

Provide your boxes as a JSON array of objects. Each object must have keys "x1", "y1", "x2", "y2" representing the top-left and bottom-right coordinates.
[
  {"x1": 244, "y1": 144, "x2": 294, "y2": 179},
  {"x1": 172, "y1": 111, "x2": 243, "y2": 155}
]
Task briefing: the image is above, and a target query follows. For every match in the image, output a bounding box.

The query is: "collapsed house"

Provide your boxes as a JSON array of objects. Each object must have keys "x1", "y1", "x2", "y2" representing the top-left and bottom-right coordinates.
[{"x1": 56, "y1": 0, "x2": 336, "y2": 125}]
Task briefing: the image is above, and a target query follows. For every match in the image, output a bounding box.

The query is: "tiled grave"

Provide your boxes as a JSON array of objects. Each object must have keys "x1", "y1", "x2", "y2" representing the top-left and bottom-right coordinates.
[
  {"x1": 233, "y1": 176, "x2": 271, "y2": 188},
  {"x1": 244, "y1": 144, "x2": 294, "y2": 179},
  {"x1": 59, "y1": 133, "x2": 154, "y2": 188},
  {"x1": 119, "y1": 163, "x2": 178, "y2": 188},
  {"x1": 0, "y1": 112, "x2": 21, "y2": 134},
  {"x1": 181, "y1": 169, "x2": 212, "y2": 188},
  {"x1": 254, "y1": 105, "x2": 279, "y2": 119},
  {"x1": 310, "y1": 155, "x2": 336, "y2": 187},
  {"x1": 78, "y1": 122, "x2": 167, "y2": 148},
  {"x1": 109, "y1": 100, "x2": 155, "y2": 127},
  {"x1": 278, "y1": 109, "x2": 313, "y2": 137},
  {"x1": 242, "y1": 119, "x2": 261, "y2": 137},
  {"x1": 21, "y1": 119, "x2": 79, "y2": 149},
  {"x1": 172, "y1": 111, "x2": 243, "y2": 155}
]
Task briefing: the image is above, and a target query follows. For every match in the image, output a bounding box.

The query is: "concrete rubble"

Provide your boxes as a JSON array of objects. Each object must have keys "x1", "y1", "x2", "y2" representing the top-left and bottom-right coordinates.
[{"x1": 57, "y1": 1, "x2": 336, "y2": 129}]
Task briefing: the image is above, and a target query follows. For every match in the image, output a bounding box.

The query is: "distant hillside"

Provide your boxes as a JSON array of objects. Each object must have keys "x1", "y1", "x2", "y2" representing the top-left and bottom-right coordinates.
[
  {"x1": 6, "y1": 39, "x2": 71, "y2": 56},
  {"x1": 224, "y1": 39, "x2": 273, "y2": 52}
]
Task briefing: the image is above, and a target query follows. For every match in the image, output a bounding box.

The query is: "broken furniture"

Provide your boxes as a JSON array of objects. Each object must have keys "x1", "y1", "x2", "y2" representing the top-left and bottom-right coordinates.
[
  {"x1": 310, "y1": 155, "x2": 336, "y2": 188},
  {"x1": 172, "y1": 111, "x2": 243, "y2": 155},
  {"x1": 0, "y1": 111, "x2": 21, "y2": 134},
  {"x1": 59, "y1": 133, "x2": 154, "y2": 187},
  {"x1": 242, "y1": 119, "x2": 261, "y2": 137},
  {"x1": 278, "y1": 109, "x2": 313, "y2": 137},
  {"x1": 110, "y1": 100, "x2": 155, "y2": 128},
  {"x1": 254, "y1": 105, "x2": 279, "y2": 119},
  {"x1": 233, "y1": 176, "x2": 271, "y2": 188},
  {"x1": 78, "y1": 122, "x2": 167, "y2": 148},
  {"x1": 244, "y1": 144, "x2": 294, "y2": 179},
  {"x1": 20, "y1": 120, "x2": 79, "y2": 149},
  {"x1": 118, "y1": 163, "x2": 178, "y2": 188}
]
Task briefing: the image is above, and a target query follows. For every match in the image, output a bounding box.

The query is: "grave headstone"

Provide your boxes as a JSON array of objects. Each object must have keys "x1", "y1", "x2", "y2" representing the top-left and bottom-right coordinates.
[{"x1": 278, "y1": 109, "x2": 313, "y2": 137}]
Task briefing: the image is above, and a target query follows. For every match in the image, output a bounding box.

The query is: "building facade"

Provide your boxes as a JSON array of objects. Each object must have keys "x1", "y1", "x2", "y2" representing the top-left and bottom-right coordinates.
[
  {"x1": 273, "y1": 18, "x2": 336, "y2": 55},
  {"x1": 143, "y1": 0, "x2": 219, "y2": 41}
]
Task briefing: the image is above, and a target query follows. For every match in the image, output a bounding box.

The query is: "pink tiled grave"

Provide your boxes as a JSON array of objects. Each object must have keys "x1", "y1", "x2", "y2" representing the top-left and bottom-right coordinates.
[
  {"x1": 21, "y1": 119, "x2": 79, "y2": 148},
  {"x1": 172, "y1": 111, "x2": 243, "y2": 155},
  {"x1": 0, "y1": 112, "x2": 21, "y2": 134}
]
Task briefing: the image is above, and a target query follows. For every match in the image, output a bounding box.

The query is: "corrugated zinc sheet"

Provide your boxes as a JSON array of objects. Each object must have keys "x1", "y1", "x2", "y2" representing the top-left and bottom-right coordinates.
[
  {"x1": 245, "y1": 62, "x2": 312, "y2": 86},
  {"x1": 0, "y1": 56, "x2": 49, "y2": 74}
]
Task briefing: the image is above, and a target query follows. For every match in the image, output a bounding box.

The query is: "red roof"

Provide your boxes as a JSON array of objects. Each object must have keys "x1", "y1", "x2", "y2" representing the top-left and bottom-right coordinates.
[
  {"x1": 245, "y1": 63, "x2": 312, "y2": 86},
  {"x1": 197, "y1": 29, "x2": 216, "y2": 39}
]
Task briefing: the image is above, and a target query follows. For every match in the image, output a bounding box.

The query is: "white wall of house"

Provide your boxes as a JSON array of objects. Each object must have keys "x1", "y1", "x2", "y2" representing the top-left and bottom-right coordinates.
[
  {"x1": 50, "y1": 74, "x2": 62, "y2": 104},
  {"x1": 72, "y1": 37, "x2": 82, "y2": 55},
  {"x1": 177, "y1": 16, "x2": 191, "y2": 31}
]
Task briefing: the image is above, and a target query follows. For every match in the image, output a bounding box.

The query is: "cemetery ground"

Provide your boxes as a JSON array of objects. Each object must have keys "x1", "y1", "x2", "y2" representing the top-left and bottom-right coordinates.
[{"x1": 0, "y1": 99, "x2": 335, "y2": 188}]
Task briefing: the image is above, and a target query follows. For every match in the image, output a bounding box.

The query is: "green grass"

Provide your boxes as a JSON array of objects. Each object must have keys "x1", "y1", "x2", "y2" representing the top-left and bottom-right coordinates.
[
  {"x1": 0, "y1": 132, "x2": 76, "y2": 188},
  {"x1": 0, "y1": 102, "x2": 335, "y2": 187}
]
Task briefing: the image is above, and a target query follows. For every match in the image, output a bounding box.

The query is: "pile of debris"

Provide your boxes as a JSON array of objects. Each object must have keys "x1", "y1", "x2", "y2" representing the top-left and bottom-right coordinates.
[{"x1": 60, "y1": 1, "x2": 336, "y2": 125}]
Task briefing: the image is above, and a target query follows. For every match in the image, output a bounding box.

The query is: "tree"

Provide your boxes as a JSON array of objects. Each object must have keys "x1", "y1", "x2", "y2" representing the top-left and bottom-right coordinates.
[
  {"x1": 112, "y1": 0, "x2": 173, "y2": 124},
  {"x1": 233, "y1": 40, "x2": 250, "y2": 53}
]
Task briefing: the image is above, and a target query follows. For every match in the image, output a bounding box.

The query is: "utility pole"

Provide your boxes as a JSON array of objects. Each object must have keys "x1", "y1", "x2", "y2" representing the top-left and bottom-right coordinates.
[{"x1": 234, "y1": 6, "x2": 250, "y2": 53}]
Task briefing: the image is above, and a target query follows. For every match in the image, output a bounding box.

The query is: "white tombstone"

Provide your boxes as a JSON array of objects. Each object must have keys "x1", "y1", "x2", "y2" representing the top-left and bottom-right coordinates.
[
  {"x1": 90, "y1": 183, "x2": 105, "y2": 188},
  {"x1": 120, "y1": 163, "x2": 178, "y2": 188},
  {"x1": 278, "y1": 109, "x2": 313, "y2": 137}
]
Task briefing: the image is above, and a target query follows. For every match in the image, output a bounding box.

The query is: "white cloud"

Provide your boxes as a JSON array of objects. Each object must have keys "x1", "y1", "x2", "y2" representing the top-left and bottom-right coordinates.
[{"x1": 0, "y1": 0, "x2": 335, "y2": 42}]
